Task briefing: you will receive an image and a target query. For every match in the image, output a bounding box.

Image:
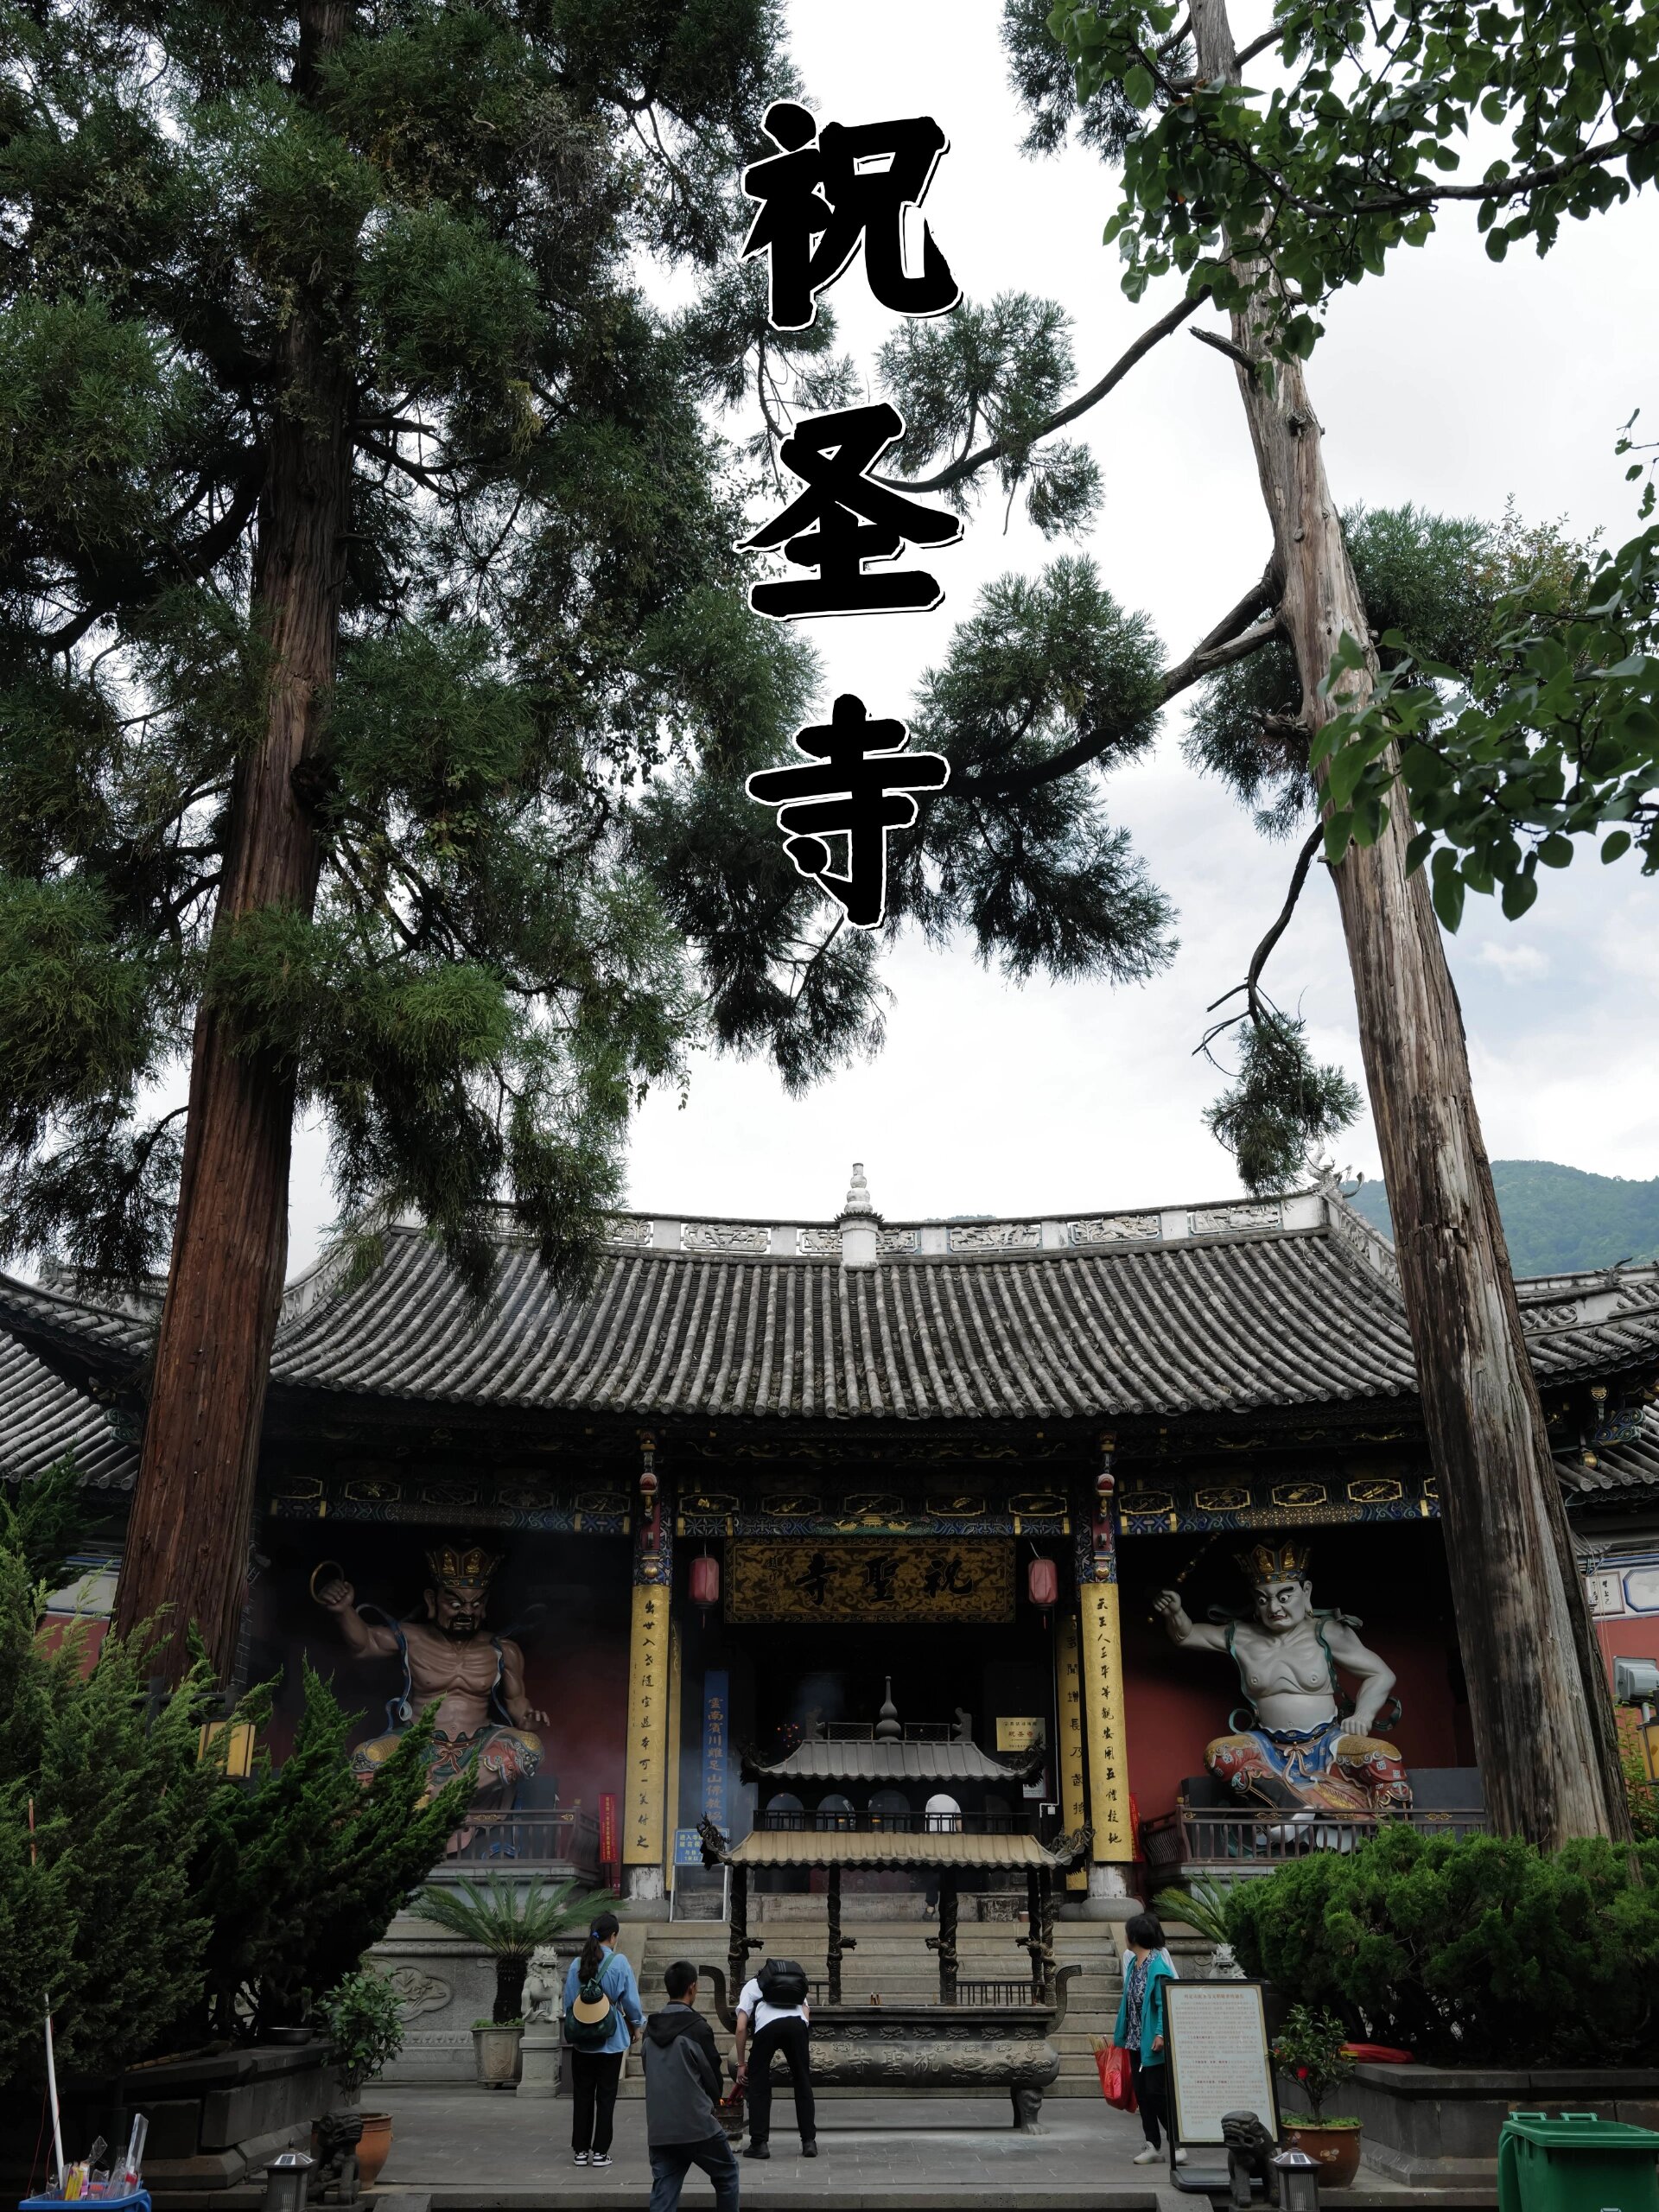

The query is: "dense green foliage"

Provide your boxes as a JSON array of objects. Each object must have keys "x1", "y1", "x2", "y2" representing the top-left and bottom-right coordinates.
[
  {"x1": 0, "y1": 0, "x2": 839, "y2": 1290},
  {"x1": 1179, "y1": 500, "x2": 1553, "y2": 1190},
  {"x1": 1349, "y1": 1159, "x2": 1659, "y2": 1276},
  {"x1": 1046, "y1": 0, "x2": 1659, "y2": 360},
  {"x1": 1315, "y1": 509, "x2": 1659, "y2": 924},
  {"x1": 0, "y1": 1541, "x2": 219, "y2": 2088},
  {"x1": 1226, "y1": 1827, "x2": 1659, "y2": 2064},
  {"x1": 1626, "y1": 1751, "x2": 1659, "y2": 1841},
  {"x1": 899, "y1": 560, "x2": 1176, "y2": 978},
  {"x1": 1151, "y1": 1878, "x2": 1234, "y2": 1947},
  {"x1": 1185, "y1": 507, "x2": 1580, "y2": 841},
  {"x1": 0, "y1": 1455, "x2": 88, "y2": 1588},
  {"x1": 410, "y1": 1869, "x2": 609, "y2": 2022},
  {"x1": 1202, "y1": 1013, "x2": 1361, "y2": 1192},
  {"x1": 188, "y1": 1665, "x2": 469, "y2": 2039},
  {"x1": 315, "y1": 1967, "x2": 406, "y2": 2095},
  {"x1": 0, "y1": 0, "x2": 1198, "y2": 1296},
  {"x1": 876, "y1": 295, "x2": 1104, "y2": 536},
  {"x1": 0, "y1": 1522, "x2": 467, "y2": 2088},
  {"x1": 1033, "y1": 0, "x2": 1659, "y2": 915},
  {"x1": 639, "y1": 553, "x2": 1182, "y2": 1084}
]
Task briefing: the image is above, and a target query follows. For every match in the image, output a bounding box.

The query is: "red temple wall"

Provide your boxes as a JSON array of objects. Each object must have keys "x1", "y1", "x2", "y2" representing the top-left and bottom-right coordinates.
[{"x1": 1596, "y1": 1615, "x2": 1659, "y2": 1676}]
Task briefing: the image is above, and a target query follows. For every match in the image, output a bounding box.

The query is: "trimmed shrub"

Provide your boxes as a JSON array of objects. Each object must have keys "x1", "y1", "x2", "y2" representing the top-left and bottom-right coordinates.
[{"x1": 1225, "y1": 1826, "x2": 1659, "y2": 2065}]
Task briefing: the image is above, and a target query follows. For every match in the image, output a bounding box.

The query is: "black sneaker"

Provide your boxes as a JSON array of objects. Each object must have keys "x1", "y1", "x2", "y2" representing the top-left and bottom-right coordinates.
[
  {"x1": 801, "y1": 2141, "x2": 819, "y2": 2158},
  {"x1": 744, "y1": 2143, "x2": 771, "y2": 2160}
]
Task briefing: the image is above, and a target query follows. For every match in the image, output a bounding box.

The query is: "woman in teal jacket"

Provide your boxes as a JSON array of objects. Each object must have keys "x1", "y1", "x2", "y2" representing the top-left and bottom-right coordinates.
[{"x1": 1113, "y1": 1912, "x2": 1183, "y2": 2165}]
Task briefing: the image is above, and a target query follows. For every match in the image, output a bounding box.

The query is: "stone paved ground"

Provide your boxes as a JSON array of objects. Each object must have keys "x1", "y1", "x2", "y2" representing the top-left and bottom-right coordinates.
[{"x1": 373, "y1": 2088, "x2": 1491, "y2": 2210}]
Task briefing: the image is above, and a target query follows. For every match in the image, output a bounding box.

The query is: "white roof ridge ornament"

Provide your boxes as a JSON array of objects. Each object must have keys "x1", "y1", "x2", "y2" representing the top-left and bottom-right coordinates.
[
  {"x1": 841, "y1": 1161, "x2": 874, "y2": 1218},
  {"x1": 837, "y1": 1161, "x2": 880, "y2": 1268}
]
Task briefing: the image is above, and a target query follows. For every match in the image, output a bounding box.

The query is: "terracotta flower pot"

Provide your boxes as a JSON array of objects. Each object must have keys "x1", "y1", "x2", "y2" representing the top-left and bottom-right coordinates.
[
  {"x1": 473, "y1": 2023, "x2": 525, "y2": 2088},
  {"x1": 356, "y1": 2113, "x2": 393, "y2": 2189},
  {"x1": 1283, "y1": 2122, "x2": 1363, "y2": 2189}
]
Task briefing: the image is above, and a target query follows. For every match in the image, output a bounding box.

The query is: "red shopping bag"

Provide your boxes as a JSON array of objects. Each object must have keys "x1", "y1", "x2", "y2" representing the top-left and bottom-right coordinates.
[
  {"x1": 717, "y1": 2069, "x2": 747, "y2": 2142},
  {"x1": 1094, "y1": 2038, "x2": 1138, "y2": 2113}
]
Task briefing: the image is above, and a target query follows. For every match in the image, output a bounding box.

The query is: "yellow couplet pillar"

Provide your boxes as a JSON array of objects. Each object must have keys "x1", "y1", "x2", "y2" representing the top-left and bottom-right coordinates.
[
  {"x1": 624, "y1": 1582, "x2": 670, "y2": 1867},
  {"x1": 664, "y1": 1617, "x2": 684, "y2": 1889},
  {"x1": 1079, "y1": 1580, "x2": 1133, "y2": 1863},
  {"x1": 1056, "y1": 1611, "x2": 1090, "y2": 1893}
]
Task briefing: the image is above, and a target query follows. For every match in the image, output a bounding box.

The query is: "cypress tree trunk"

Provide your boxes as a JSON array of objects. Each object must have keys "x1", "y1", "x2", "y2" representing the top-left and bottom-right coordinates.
[
  {"x1": 113, "y1": 3, "x2": 353, "y2": 1678},
  {"x1": 1189, "y1": 0, "x2": 1627, "y2": 1847}
]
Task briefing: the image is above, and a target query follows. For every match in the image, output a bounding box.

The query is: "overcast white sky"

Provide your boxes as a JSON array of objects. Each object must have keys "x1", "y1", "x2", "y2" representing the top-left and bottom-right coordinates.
[{"x1": 287, "y1": 1, "x2": 1659, "y2": 1262}]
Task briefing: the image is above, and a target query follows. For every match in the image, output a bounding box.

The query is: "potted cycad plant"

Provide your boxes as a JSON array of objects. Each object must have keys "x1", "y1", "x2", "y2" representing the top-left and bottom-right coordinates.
[
  {"x1": 1152, "y1": 1880, "x2": 1244, "y2": 1978},
  {"x1": 1273, "y1": 2006, "x2": 1363, "y2": 2188},
  {"x1": 410, "y1": 1872, "x2": 611, "y2": 2088}
]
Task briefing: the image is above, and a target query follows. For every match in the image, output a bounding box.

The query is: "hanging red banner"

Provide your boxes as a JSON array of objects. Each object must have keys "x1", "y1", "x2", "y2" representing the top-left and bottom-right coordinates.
[{"x1": 600, "y1": 1790, "x2": 620, "y2": 1889}]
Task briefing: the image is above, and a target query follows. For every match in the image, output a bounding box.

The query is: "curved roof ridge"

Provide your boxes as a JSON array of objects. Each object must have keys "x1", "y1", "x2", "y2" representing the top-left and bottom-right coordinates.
[
  {"x1": 3, "y1": 1185, "x2": 1657, "y2": 1427},
  {"x1": 0, "y1": 1268, "x2": 154, "y2": 1361}
]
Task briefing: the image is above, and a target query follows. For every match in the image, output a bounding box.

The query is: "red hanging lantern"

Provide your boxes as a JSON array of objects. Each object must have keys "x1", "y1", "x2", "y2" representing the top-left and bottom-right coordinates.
[
  {"x1": 1096, "y1": 1427, "x2": 1116, "y2": 1499},
  {"x1": 690, "y1": 1554, "x2": 721, "y2": 1611},
  {"x1": 1027, "y1": 1557, "x2": 1058, "y2": 1611}
]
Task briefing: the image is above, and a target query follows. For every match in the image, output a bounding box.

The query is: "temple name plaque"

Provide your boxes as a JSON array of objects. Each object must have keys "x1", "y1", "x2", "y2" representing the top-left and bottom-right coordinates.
[{"x1": 1164, "y1": 1980, "x2": 1279, "y2": 2146}]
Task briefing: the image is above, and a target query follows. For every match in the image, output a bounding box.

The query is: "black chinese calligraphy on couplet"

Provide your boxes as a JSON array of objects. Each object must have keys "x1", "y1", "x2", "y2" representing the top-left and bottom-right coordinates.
[
  {"x1": 741, "y1": 402, "x2": 960, "y2": 621},
  {"x1": 742, "y1": 101, "x2": 960, "y2": 332},
  {"x1": 746, "y1": 693, "x2": 948, "y2": 930}
]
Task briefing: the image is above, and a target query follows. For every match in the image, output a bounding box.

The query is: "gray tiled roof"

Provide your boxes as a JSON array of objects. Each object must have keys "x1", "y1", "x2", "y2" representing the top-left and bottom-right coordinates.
[
  {"x1": 0, "y1": 1333, "x2": 137, "y2": 1490},
  {"x1": 3, "y1": 1190, "x2": 1658, "y2": 1430},
  {"x1": 266, "y1": 1228, "x2": 1425, "y2": 1418},
  {"x1": 748, "y1": 1739, "x2": 1040, "y2": 1783},
  {"x1": 1559, "y1": 1405, "x2": 1659, "y2": 1494}
]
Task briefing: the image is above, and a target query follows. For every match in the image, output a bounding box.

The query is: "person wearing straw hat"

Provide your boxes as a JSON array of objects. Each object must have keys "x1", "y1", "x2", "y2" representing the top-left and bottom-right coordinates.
[{"x1": 563, "y1": 1912, "x2": 644, "y2": 2169}]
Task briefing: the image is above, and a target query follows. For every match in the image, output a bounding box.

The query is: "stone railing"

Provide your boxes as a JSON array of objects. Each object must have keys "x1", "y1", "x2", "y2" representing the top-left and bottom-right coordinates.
[{"x1": 1142, "y1": 1802, "x2": 1487, "y2": 1876}]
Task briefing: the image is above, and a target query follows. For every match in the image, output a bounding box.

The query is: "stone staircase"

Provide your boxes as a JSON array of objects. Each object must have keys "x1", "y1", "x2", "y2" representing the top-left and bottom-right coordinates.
[{"x1": 615, "y1": 1915, "x2": 1128, "y2": 2101}]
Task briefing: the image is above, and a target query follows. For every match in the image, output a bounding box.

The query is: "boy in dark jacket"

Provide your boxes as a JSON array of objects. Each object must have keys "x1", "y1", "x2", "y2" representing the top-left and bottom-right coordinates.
[{"x1": 642, "y1": 1963, "x2": 740, "y2": 2212}]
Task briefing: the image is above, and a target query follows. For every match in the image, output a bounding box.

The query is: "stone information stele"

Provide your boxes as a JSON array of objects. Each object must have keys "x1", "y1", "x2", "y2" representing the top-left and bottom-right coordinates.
[{"x1": 1164, "y1": 1980, "x2": 1279, "y2": 2146}]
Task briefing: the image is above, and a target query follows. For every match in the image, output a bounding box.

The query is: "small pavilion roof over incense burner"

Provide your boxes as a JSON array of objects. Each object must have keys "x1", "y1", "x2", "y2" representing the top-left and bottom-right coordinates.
[{"x1": 745, "y1": 1691, "x2": 1047, "y2": 1785}]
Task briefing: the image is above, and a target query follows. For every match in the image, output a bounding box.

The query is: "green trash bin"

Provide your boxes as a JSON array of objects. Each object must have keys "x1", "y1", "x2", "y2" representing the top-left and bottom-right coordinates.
[{"x1": 1497, "y1": 2112, "x2": 1659, "y2": 2212}]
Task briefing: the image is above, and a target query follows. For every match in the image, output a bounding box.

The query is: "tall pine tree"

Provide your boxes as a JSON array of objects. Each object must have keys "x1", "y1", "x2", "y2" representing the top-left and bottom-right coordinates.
[
  {"x1": 1, "y1": 3, "x2": 1179, "y2": 1672},
  {"x1": 995, "y1": 0, "x2": 1637, "y2": 1840}
]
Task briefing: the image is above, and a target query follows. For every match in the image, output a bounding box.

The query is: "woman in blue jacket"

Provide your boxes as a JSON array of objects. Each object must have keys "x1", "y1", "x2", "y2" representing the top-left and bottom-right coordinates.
[
  {"x1": 1113, "y1": 1912, "x2": 1184, "y2": 2165},
  {"x1": 563, "y1": 1910, "x2": 645, "y2": 2169}
]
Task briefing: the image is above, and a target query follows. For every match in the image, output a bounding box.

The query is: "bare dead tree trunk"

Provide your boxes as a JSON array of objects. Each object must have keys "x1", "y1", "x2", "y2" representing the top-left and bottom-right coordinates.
[
  {"x1": 1189, "y1": 0, "x2": 1627, "y2": 1847},
  {"x1": 113, "y1": 3, "x2": 353, "y2": 1678}
]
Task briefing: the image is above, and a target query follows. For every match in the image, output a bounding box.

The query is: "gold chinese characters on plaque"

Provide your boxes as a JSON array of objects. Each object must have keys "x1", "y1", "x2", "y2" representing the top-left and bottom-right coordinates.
[
  {"x1": 624, "y1": 1585, "x2": 669, "y2": 1864},
  {"x1": 728, "y1": 1539, "x2": 1014, "y2": 1624}
]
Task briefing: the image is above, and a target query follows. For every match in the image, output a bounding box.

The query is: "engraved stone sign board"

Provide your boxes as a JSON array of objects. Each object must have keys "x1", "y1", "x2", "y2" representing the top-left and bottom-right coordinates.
[{"x1": 1163, "y1": 1980, "x2": 1280, "y2": 2195}]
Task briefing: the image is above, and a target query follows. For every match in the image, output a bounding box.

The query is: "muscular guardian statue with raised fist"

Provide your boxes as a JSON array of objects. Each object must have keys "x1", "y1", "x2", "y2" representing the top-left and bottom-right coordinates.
[
  {"x1": 1154, "y1": 1541, "x2": 1410, "y2": 1816},
  {"x1": 314, "y1": 1542, "x2": 544, "y2": 1808}
]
